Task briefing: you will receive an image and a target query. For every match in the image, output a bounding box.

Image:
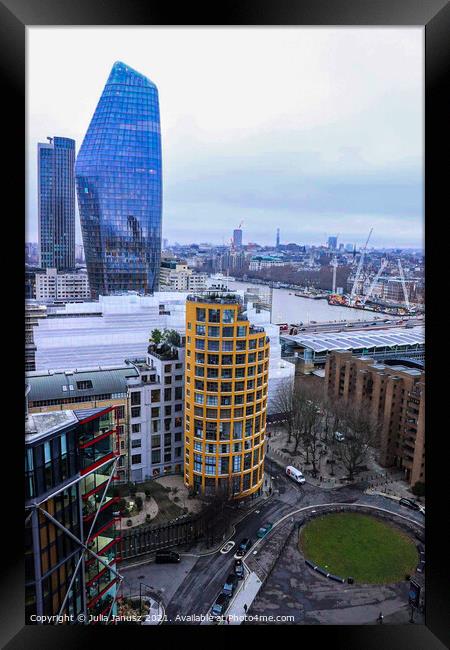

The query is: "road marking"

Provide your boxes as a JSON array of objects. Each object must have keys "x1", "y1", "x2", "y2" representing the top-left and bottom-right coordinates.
[{"x1": 220, "y1": 541, "x2": 235, "y2": 554}]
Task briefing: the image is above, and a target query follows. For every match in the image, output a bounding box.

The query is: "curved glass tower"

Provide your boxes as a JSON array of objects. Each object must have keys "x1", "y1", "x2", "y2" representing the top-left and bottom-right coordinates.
[{"x1": 75, "y1": 61, "x2": 162, "y2": 297}]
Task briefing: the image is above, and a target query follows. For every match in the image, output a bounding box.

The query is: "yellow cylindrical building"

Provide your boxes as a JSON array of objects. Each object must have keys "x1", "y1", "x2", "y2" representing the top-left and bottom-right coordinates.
[{"x1": 184, "y1": 292, "x2": 269, "y2": 499}]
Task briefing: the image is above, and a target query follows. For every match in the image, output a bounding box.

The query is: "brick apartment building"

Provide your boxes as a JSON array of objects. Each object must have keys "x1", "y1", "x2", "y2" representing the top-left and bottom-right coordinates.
[{"x1": 324, "y1": 351, "x2": 425, "y2": 486}]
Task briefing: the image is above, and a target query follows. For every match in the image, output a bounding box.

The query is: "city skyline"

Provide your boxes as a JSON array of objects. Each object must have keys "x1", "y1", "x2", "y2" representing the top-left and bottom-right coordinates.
[{"x1": 27, "y1": 27, "x2": 423, "y2": 248}]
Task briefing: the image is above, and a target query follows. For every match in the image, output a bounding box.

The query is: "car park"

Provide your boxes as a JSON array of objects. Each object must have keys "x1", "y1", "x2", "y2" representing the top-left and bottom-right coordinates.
[
  {"x1": 234, "y1": 538, "x2": 252, "y2": 558},
  {"x1": 286, "y1": 466, "x2": 306, "y2": 484},
  {"x1": 222, "y1": 573, "x2": 239, "y2": 597},
  {"x1": 257, "y1": 522, "x2": 273, "y2": 538},
  {"x1": 210, "y1": 593, "x2": 230, "y2": 619},
  {"x1": 234, "y1": 559, "x2": 245, "y2": 579},
  {"x1": 154, "y1": 550, "x2": 181, "y2": 563},
  {"x1": 399, "y1": 498, "x2": 421, "y2": 511}
]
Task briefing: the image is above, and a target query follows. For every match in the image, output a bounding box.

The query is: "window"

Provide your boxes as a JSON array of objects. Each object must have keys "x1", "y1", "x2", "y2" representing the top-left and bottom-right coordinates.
[
  {"x1": 196, "y1": 338, "x2": 205, "y2": 350},
  {"x1": 152, "y1": 435, "x2": 161, "y2": 448},
  {"x1": 131, "y1": 439, "x2": 141, "y2": 449},
  {"x1": 208, "y1": 340, "x2": 219, "y2": 351},
  {"x1": 151, "y1": 407, "x2": 160, "y2": 418},
  {"x1": 196, "y1": 308, "x2": 206, "y2": 322},
  {"x1": 175, "y1": 387, "x2": 182, "y2": 400},
  {"x1": 152, "y1": 420, "x2": 159, "y2": 433},
  {"x1": 208, "y1": 308, "x2": 220, "y2": 323},
  {"x1": 130, "y1": 391, "x2": 141, "y2": 406},
  {"x1": 196, "y1": 324, "x2": 206, "y2": 335},
  {"x1": 76, "y1": 380, "x2": 93, "y2": 390},
  {"x1": 164, "y1": 376, "x2": 172, "y2": 385},
  {"x1": 116, "y1": 405, "x2": 125, "y2": 419},
  {"x1": 151, "y1": 390, "x2": 160, "y2": 403},
  {"x1": 165, "y1": 405, "x2": 172, "y2": 416},
  {"x1": 236, "y1": 325, "x2": 247, "y2": 337},
  {"x1": 131, "y1": 454, "x2": 142, "y2": 465},
  {"x1": 132, "y1": 423, "x2": 141, "y2": 433},
  {"x1": 222, "y1": 340, "x2": 233, "y2": 352},
  {"x1": 208, "y1": 326, "x2": 220, "y2": 337},
  {"x1": 233, "y1": 455, "x2": 241, "y2": 471},
  {"x1": 131, "y1": 407, "x2": 141, "y2": 418},
  {"x1": 151, "y1": 449, "x2": 161, "y2": 464}
]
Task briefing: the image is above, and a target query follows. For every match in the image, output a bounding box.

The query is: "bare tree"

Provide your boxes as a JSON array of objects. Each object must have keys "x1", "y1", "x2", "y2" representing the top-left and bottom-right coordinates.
[
  {"x1": 335, "y1": 402, "x2": 380, "y2": 481},
  {"x1": 272, "y1": 378, "x2": 296, "y2": 444}
]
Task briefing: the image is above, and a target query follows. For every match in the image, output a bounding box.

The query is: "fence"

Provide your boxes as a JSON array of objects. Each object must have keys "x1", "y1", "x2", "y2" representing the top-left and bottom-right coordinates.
[{"x1": 120, "y1": 504, "x2": 217, "y2": 559}]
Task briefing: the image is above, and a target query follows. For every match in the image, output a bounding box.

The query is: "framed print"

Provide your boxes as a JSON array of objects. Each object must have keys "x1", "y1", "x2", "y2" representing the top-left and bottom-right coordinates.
[{"x1": 1, "y1": 0, "x2": 448, "y2": 648}]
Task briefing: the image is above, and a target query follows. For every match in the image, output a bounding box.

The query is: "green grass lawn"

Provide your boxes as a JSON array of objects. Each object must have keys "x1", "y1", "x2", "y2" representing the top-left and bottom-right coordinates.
[{"x1": 300, "y1": 513, "x2": 417, "y2": 584}]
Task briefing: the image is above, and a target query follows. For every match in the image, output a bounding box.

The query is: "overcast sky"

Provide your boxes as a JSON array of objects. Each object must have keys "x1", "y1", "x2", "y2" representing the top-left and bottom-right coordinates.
[{"x1": 27, "y1": 27, "x2": 424, "y2": 249}]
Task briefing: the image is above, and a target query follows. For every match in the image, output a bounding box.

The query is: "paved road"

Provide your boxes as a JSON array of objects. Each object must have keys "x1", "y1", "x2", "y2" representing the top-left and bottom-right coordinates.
[{"x1": 121, "y1": 464, "x2": 424, "y2": 625}]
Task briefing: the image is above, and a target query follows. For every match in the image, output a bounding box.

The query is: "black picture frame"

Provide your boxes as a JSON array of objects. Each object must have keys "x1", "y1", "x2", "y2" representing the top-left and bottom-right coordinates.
[{"x1": 2, "y1": 0, "x2": 448, "y2": 648}]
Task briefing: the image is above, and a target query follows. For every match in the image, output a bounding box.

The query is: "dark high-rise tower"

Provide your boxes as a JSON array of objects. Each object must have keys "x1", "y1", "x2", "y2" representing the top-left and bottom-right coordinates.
[
  {"x1": 75, "y1": 61, "x2": 162, "y2": 297},
  {"x1": 38, "y1": 137, "x2": 76, "y2": 270},
  {"x1": 276, "y1": 227, "x2": 280, "y2": 250}
]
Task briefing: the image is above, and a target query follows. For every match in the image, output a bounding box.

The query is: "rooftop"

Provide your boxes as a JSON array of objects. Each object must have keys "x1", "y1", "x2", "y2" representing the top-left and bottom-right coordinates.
[
  {"x1": 281, "y1": 326, "x2": 424, "y2": 354},
  {"x1": 187, "y1": 291, "x2": 243, "y2": 305},
  {"x1": 25, "y1": 410, "x2": 78, "y2": 442},
  {"x1": 26, "y1": 365, "x2": 138, "y2": 403}
]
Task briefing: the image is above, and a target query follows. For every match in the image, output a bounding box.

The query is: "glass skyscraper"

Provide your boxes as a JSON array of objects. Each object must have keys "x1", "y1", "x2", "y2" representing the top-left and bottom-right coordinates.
[
  {"x1": 75, "y1": 61, "x2": 162, "y2": 297},
  {"x1": 38, "y1": 137, "x2": 76, "y2": 271}
]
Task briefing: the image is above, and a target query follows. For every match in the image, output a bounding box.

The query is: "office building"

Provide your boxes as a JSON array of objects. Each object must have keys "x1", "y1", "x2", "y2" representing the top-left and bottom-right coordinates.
[
  {"x1": 25, "y1": 400, "x2": 122, "y2": 623},
  {"x1": 184, "y1": 292, "x2": 269, "y2": 499},
  {"x1": 38, "y1": 137, "x2": 76, "y2": 271},
  {"x1": 160, "y1": 259, "x2": 207, "y2": 292},
  {"x1": 75, "y1": 61, "x2": 162, "y2": 297},
  {"x1": 233, "y1": 229, "x2": 243, "y2": 249},
  {"x1": 25, "y1": 303, "x2": 48, "y2": 371},
  {"x1": 26, "y1": 366, "x2": 134, "y2": 483},
  {"x1": 35, "y1": 268, "x2": 90, "y2": 300},
  {"x1": 276, "y1": 228, "x2": 280, "y2": 250},
  {"x1": 328, "y1": 236, "x2": 338, "y2": 250},
  {"x1": 127, "y1": 337, "x2": 185, "y2": 482},
  {"x1": 324, "y1": 352, "x2": 425, "y2": 485}
]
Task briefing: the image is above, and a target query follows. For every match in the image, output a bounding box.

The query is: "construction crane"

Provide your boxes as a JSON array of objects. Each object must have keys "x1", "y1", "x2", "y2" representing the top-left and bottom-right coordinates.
[
  {"x1": 350, "y1": 228, "x2": 373, "y2": 301},
  {"x1": 361, "y1": 258, "x2": 388, "y2": 305},
  {"x1": 397, "y1": 259, "x2": 410, "y2": 310},
  {"x1": 237, "y1": 220, "x2": 244, "y2": 229}
]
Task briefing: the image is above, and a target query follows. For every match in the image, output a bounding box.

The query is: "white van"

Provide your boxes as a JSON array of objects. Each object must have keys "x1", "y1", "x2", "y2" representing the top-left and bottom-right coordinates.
[{"x1": 286, "y1": 466, "x2": 306, "y2": 484}]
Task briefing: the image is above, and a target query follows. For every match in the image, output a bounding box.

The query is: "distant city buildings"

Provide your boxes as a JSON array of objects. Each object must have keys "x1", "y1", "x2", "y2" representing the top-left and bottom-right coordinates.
[
  {"x1": 328, "y1": 235, "x2": 338, "y2": 250},
  {"x1": 249, "y1": 255, "x2": 288, "y2": 271},
  {"x1": 160, "y1": 259, "x2": 207, "y2": 292},
  {"x1": 75, "y1": 61, "x2": 162, "y2": 297},
  {"x1": 38, "y1": 137, "x2": 76, "y2": 271},
  {"x1": 233, "y1": 228, "x2": 243, "y2": 249},
  {"x1": 35, "y1": 267, "x2": 90, "y2": 300}
]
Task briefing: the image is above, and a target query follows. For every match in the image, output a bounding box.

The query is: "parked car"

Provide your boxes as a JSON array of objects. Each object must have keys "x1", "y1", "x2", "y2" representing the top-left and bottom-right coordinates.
[
  {"x1": 257, "y1": 522, "x2": 274, "y2": 538},
  {"x1": 334, "y1": 431, "x2": 345, "y2": 442},
  {"x1": 286, "y1": 466, "x2": 306, "y2": 484},
  {"x1": 222, "y1": 573, "x2": 239, "y2": 597},
  {"x1": 234, "y1": 559, "x2": 245, "y2": 579},
  {"x1": 210, "y1": 593, "x2": 230, "y2": 619},
  {"x1": 155, "y1": 550, "x2": 181, "y2": 564},
  {"x1": 399, "y1": 498, "x2": 421, "y2": 511},
  {"x1": 234, "y1": 538, "x2": 252, "y2": 558}
]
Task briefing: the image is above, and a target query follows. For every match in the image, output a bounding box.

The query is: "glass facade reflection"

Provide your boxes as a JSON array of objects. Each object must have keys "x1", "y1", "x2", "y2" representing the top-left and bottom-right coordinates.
[
  {"x1": 75, "y1": 61, "x2": 162, "y2": 297},
  {"x1": 38, "y1": 137, "x2": 76, "y2": 271}
]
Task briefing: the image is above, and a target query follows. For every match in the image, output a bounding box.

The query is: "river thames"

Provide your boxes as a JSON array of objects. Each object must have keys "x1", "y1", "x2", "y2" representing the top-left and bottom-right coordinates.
[{"x1": 227, "y1": 280, "x2": 392, "y2": 325}]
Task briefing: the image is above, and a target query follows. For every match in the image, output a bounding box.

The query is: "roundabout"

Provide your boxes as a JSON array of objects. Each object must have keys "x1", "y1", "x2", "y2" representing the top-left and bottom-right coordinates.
[{"x1": 299, "y1": 512, "x2": 418, "y2": 584}]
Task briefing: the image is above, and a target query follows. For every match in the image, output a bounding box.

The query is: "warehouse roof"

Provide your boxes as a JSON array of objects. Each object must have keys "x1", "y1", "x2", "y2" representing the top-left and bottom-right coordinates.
[{"x1": 281, "y1": 326, "x2": 424, "y2": 354}]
